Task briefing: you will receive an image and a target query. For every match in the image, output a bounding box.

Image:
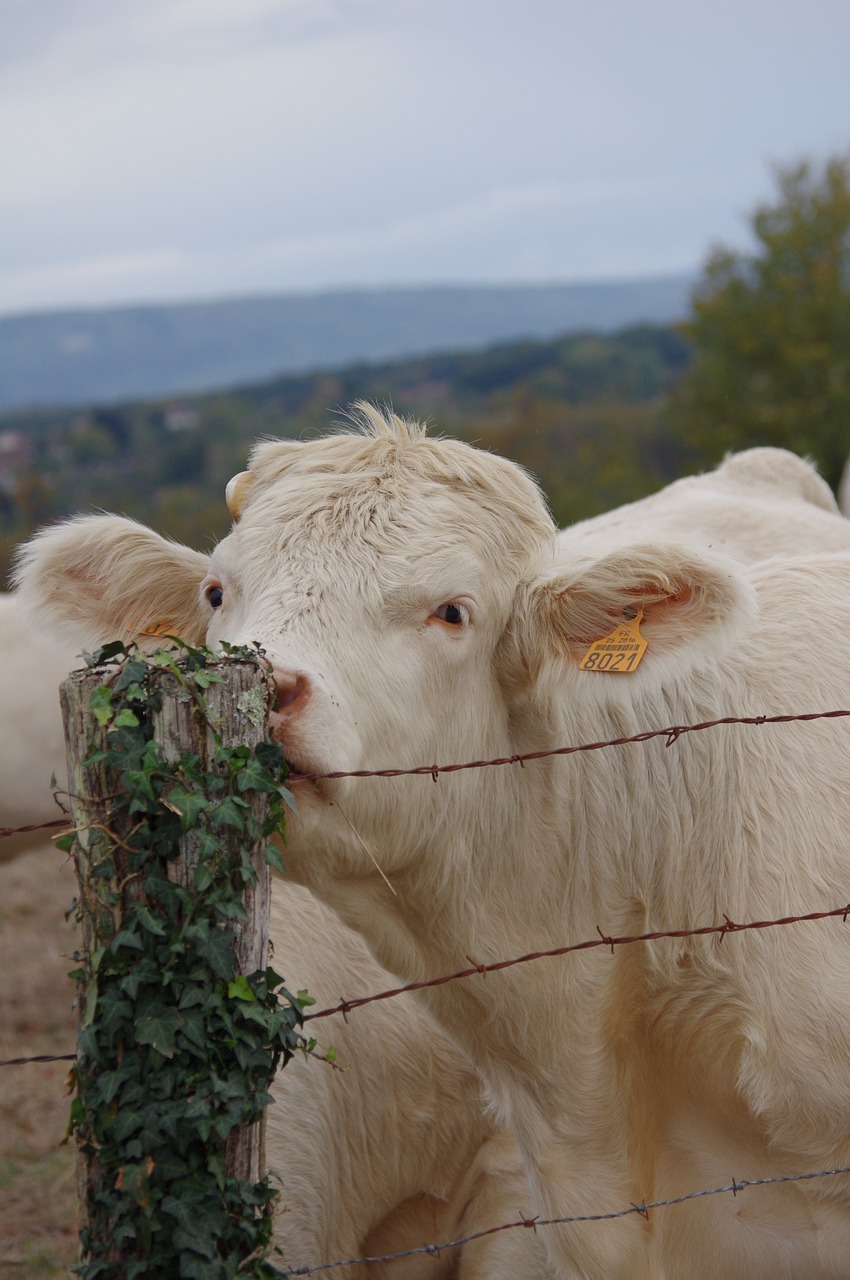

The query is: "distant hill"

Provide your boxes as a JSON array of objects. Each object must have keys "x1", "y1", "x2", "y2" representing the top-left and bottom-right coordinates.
[
  {"x1": 0, "y1": 322, "x2": 697, "y2": 587},
  {"x1": 0, "y1": 276, "x2": 693, "y2": 411}
]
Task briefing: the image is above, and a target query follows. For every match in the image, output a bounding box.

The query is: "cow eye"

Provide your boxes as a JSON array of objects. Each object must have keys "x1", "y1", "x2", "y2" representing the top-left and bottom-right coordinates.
[
  {"x1": 206, "y1": 585, "x2": 224, "y2": 609},
  {"x1": 432, "y1": 602, "x2": 469, "y2": 626}
]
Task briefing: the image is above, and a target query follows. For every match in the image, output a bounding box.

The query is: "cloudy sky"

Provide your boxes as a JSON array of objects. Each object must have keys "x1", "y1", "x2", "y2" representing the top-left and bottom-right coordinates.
[{"x1": 1, "y1": 0, "x2": 849, "y2": 316}]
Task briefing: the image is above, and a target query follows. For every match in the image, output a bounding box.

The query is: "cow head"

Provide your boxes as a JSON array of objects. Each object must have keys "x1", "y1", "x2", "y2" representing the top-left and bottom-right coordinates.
[{"x1": 15, "y1": 407, "x2": 753, "y2": 923}]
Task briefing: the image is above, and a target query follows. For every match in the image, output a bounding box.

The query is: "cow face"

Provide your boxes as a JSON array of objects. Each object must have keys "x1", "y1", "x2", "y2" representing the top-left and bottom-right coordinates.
[
  {"x1": 196, "y1": 409, "x2": 559, "y2": 881},
  {"x1": 14, "y1": 407, "x2": 751, "y2": 901}
]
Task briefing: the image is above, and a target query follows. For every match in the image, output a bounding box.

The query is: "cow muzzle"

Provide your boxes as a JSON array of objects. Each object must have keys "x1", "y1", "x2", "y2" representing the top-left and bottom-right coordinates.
[
  {"x1": 272, "y1": 667, "x2": 311, "y2": 712},
  {"x1": 267, "y1": 664, "x2": 315, "y2": 775},
  {"x1": 262, "y1": 659, "x2": 362, "y2": 784}
]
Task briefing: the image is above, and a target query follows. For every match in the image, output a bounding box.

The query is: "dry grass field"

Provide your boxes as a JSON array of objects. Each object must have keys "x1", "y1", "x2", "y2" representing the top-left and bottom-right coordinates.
[{"x1": 0, "y1": 844, "x2": 78, "y2": 1278}]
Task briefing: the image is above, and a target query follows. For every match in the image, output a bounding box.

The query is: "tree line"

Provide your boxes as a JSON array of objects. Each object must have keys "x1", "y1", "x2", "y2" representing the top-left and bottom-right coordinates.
[{"x1": 2, "y1": 152, "x2": 849, "y2": 587}]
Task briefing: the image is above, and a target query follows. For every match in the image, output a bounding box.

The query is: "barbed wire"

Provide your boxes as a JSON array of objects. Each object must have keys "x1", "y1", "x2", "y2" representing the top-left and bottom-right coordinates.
[
  {"x1": 267, "y1": 1165, "x2": 850, "y2": 1275},
  {"x1": 0, "y1": 1052, "x2": 76, "y2": 1066},
  {"x1": 303, "y1": 901, "x2": 850, "y2": 1022},
  {"x1": 295, "y1": 708, "x2": 850, "y2": 781},
  {"x1": 0, "y1": 817, "x2": 67, "y2": 840},
  {"x1": 3, "y1": 708, "x2": 849, "y2": 846},
  {"x1": 6, "y1": 900, "x2": 849, "y2": 1065}
]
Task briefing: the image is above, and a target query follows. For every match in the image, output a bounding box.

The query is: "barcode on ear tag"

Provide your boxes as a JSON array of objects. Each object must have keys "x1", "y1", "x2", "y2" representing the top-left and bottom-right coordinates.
[{"x1": 580, "y1": 609, "x2": 647, "y2": 674}]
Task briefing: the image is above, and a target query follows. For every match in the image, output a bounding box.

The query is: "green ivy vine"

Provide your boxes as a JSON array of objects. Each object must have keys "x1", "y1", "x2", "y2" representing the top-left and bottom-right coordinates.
[{"x1": 61, "y1": 640, "x2": 310, "y2": 1279}]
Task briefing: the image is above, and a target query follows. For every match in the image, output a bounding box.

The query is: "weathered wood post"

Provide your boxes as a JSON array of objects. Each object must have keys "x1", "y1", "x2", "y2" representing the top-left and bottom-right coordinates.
[{"x1": 59, "y1": 646, "x2": 296, "y2": 1278}]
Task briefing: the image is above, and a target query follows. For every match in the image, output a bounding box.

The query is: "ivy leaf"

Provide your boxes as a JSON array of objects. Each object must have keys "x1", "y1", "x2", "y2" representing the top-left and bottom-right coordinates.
[
  {"x1": 278, "y1": 785, "x2": 297, "y2": 813},
  {"x1": 111, "y1": 928, "x2": 144, "y2": 953},
  {"x1": 132, "y1": 905, "x2": 167, "y2": 937},
  {"x1": 89, "y1": 684, "x2": 114, "y2": 726},
  {"x1": 210, "y1": 796, "x2": 248, "y2": 831},
  {"x1": 235, "y1": 757, "x2": 278, "y2": 794},
  {"x1": 187, "y1": 923, "x2": 235, "y2": 981},
  {"x1": 112, "y1": 659, "x2": 150, "y2": 692},
  {"x1": 88, "y1": 640, "x2": 128, "y2": 665},
  {"x1": 135, "y1": 1007, "x2": 183, "y2": 1059},
  {"x1": 112, "y1": 707, "x2": 141, "y2": 729},
  {"x1": 264, "y1": 844, "x2": 286, "y2": 875},
  {"x1": 227, "y1": 975, "x2": 256, "y2": 1003},
  {"x1": 164, "y1": 786, "x2": 208, "y2": 830},
  {"x1": 254, "y1": 738, "x2": 288, "y2": 776},
  {"x1": 194, "y1": 864, "x2": 214, "y2": 893},
  {"x1": 192, "y1": 669, "x2": 224, "y2": 689}
]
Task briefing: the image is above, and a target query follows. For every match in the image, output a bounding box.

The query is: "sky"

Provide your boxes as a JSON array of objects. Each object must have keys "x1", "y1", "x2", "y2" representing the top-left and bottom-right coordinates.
[{"x1": 1, "y1": 0, "x2": 849, "y2": 317}]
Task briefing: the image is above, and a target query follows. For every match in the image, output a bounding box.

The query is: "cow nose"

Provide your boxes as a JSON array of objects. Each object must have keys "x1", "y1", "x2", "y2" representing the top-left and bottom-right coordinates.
[{"x1": 272, "y1": 667, "x2": 311, "y2": 712}]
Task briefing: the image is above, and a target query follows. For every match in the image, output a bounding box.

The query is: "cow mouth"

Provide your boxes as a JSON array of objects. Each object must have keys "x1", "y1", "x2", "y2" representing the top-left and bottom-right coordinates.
[
  {"x1": 279, "y1": 752, "x2": 326, "y2": 799},
  {"x1": 266, "y1": 716, "x2": 318, "y2": 786}
]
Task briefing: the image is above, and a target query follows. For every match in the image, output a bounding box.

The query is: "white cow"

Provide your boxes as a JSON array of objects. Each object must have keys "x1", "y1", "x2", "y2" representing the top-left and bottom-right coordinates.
[
  {"x1": 15, "y1": 416, "x2": 850, "y2": 1278},
  {"x1": 0, "y1": 594, "x2": 73, "y2": 860},
  {"x1": 265, "y1": 884, "x2": 489, "y2": 1279},
  {"x1": 560, "y1": 445, "x2": 849, "y2": 559}
]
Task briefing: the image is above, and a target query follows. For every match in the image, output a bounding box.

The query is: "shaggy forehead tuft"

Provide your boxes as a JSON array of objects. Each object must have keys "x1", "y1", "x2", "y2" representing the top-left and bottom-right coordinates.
[{"x1": 242, "y1": 405, "x2": 557, "y2": 569}]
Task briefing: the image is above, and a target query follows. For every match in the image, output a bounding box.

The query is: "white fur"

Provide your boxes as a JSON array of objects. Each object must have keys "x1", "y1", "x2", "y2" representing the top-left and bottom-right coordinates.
[
  {"x1": 265, "y1": 884, "x2": 489, "y2": 1278},
  {"x1": 560, "y1": 446, "x2": 848, "y2": 561},
  {"x1": 14, "y1": 419, "x2": 850, "y2": 1278},
  {"x1": 0, "y1": 595, "x2": 74, "y2": 859}
]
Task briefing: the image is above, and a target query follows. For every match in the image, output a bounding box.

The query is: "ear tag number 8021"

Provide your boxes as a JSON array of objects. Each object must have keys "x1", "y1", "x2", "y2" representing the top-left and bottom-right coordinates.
[{"x1": 580, "y1": 607, "x2": 647, "y2": 674}]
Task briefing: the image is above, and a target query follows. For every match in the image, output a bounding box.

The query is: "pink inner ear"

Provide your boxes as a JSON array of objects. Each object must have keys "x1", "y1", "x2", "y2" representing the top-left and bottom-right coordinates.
[
  {"x1": 630, "y1": 583, "x2": 699, "y2": 633},
  {"x1": 570, "y1": 583, "x2": 695, "y2": 649}
]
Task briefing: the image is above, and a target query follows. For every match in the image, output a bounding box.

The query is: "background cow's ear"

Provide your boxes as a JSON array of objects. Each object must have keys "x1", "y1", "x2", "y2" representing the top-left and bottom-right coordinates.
[
  {"x1": 13, "y1": 515, "x2": 212, "y2": 648},
  {"x1": 503, "y1": 543, "x2": 756, "y2": 685}
]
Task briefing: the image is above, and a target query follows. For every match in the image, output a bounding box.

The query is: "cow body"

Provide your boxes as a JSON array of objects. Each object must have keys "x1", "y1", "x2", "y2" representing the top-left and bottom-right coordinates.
[
  {"x1": 560, "y1": 445, "x2": 848, "y2": 559},
  {"x1": 15, "y1": 415, "x2": 850, "y2": 1278},
  {"x1": 0, "y1": 594, "x2": 72, "y2": 859},
  {"x1": 266, "y1": 883, "x2": 489, "y2": 1279}
]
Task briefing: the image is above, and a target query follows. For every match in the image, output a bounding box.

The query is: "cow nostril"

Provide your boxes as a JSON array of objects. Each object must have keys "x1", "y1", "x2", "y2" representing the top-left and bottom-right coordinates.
[{"x1": 274, "y1": 671, "x2": 310, "y2": 711}]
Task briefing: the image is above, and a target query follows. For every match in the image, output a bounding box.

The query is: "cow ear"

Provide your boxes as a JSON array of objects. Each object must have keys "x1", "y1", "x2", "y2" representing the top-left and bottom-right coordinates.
[
  {"x1": 13, "y1": 515, "x2": 212, "y2": 648},
  {"x1": 503, "y1": 543, "x2": 756, "y2": 685}
]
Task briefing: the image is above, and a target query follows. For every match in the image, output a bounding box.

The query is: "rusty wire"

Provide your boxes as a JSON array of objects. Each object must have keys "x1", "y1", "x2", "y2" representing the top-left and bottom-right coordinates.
[
  {"x1": 303, "y1": 901, "x2": 850, "y2": 1021},
  {"x1": 5, "y1": 714, "x2": 850, "y2": 1265},
  {"x1": 3, "y1": 708, "x2": 849, "y2": 845},
  {"x1": 0, "y1": 1053, "x2": 76, "y2": 1067},
  {"x1": 268, "y1": 1164, "x2": 850, "y2": 1275},
  {"x1": 293, "y1": 708, "x2": 850, "y2": 781},
  {"x1": 6, "y1": 901, "x2": 849, "y2": 1064},
  {"x1": 0, "y1": 817, "x2": 67, "y2": 840}
]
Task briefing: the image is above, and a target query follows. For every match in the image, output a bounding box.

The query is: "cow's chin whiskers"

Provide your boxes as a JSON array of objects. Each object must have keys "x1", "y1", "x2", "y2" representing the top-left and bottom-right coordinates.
[{"x1": 332, "y1": 801, "x2": 398, "y2": 897}]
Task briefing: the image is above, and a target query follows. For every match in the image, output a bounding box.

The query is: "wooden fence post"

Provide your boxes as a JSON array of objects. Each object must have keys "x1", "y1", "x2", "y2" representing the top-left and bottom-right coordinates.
[{"x1": 60, "y1": 648, "x2": 290, "y2": 1278}]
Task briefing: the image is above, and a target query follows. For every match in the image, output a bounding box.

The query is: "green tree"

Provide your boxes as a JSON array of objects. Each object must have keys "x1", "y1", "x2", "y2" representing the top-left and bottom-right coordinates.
[{"x1": 670, "y1": 154, "x2": 850, "y2": 486}]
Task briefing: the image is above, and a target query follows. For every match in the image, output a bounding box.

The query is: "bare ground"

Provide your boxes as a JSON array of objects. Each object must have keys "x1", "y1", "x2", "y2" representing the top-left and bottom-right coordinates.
[{"x1": 0, "y1": 844, "x2": 78, "y2": 1278}]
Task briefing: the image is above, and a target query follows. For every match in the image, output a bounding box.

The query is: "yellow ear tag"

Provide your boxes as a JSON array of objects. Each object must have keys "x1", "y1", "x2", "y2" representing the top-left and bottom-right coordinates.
[
  {"x1": 579, "y1": 607, "x2": 647, "y2": 674},
  {"x1": 139, "y1": 621, "x2": 174, "y2": 639}
]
